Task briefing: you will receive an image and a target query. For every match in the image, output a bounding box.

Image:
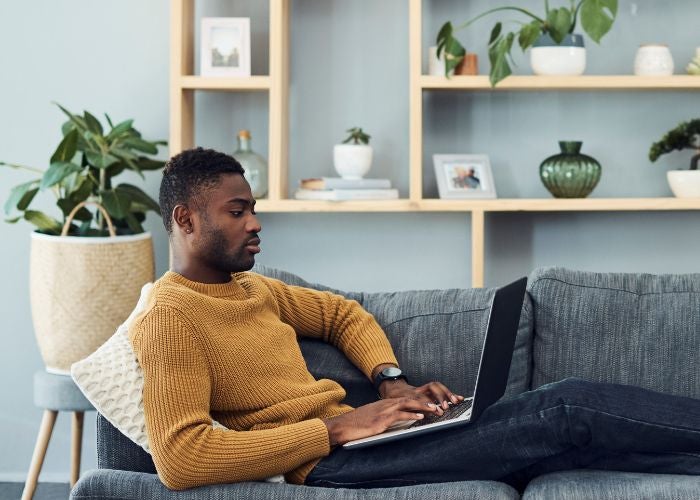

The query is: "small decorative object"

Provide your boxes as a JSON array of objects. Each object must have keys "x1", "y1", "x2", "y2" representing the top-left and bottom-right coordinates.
[
  {"x1": 455, "y1": 53, "x2": 479, "y2": 75},
  {"x1": 436, "y1": 0, "x2": 618, "y2": 86},
  {"x1": 433, "y1": 154, "x2": 497, "y2": 199},
  {"x1": 634, "y1": 44, "x2": 674, "y2": 76},
  {"x1": 530, "y1": 33, "x2": 586, "y2": 76},
  {"x1": 649, "y1": 119, "x2": 700, "y2": 198},
  {"x1": 428, "y1": 46, "x2": 450, "y2": 76},
  {"x1": 539, "y1": 141, "x2": 601, "y2": 198},
  {"x1": 233, "y1": 129, "x2": 268, "y2": 198},
  {"x1": 686, "y1": 47, "x2": 700, "y2": 75},
  {"x1": 1, "y1": 104, "x2": 164, "y2": 373},
  {"x1": 333, "y1": 127, "x2": 373, "y2": 179},
  {"x1": 200, "y1": 18, "x2": 251, "y2": 77}
]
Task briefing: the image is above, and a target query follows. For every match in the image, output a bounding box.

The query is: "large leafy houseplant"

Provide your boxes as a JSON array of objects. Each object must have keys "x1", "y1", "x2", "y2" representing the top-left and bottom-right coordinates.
[
  {"x1": 2, "y1": 103, "x2": 165, "y2": 236},
  {"x1": 437, "y1": 0, "x2": 618, "y2": 86}
]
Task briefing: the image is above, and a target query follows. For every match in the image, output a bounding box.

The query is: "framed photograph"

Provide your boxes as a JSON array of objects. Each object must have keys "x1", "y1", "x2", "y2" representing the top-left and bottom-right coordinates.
[
  {"x1": 433, "y1": 154, "x2": 497, "y2": 199},
  {"x1": 200, "y1": 17, "x2": 251, "y2": 77}
]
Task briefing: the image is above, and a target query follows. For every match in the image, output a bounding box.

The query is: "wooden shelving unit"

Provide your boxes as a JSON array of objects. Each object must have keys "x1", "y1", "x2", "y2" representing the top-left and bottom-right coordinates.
[{"x1": 170, "y1": 0, "x2": 700, "y2": 288}]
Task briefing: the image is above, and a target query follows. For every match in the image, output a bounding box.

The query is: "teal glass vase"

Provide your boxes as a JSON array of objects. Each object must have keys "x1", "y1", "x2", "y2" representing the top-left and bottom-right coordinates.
[
  {"x1": 539, "y1": 141, "x2": 601, "y2": 198},
  {"x1": 234, "y1": 130, "x2": 268, "y2": 198}
]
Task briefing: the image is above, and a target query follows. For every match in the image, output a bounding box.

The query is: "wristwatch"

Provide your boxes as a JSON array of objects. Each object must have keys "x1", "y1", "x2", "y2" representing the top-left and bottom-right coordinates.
[{"x1": 373, "y1": 366, "x2": 408, "y2": 392}]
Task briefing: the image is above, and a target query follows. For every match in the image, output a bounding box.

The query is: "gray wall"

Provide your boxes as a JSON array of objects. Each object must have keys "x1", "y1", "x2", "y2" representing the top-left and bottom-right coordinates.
[{"x1": 0, "y1": 0, "x2": 698, "y2": 482}]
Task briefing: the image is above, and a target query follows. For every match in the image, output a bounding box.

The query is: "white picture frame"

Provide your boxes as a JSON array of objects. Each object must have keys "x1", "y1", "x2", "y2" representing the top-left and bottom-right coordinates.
[
  {"x1": 200, "y1": 17, "x2": 251, "y2": 77},
  {"x1": 433, "y1": 154, "x2": 497, "y2": 199}
]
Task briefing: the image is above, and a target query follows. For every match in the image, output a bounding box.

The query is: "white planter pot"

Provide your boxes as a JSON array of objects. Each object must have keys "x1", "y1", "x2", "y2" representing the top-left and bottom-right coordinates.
[
  {"x1": 30, "y1": 231, "x2": 154, "y2": 374},
  {"x1": 667, "y1": 170, "x2": 700, "y2": 198},
  {"x1": 634, "y1": 44, "x2": 674, "y2": 76},
  {"x1": 530, "y1": 34, "x2": 586, "y2": 76},
  {"x1": 333, "y1": 144, "x2": 373, "y2": 179}
]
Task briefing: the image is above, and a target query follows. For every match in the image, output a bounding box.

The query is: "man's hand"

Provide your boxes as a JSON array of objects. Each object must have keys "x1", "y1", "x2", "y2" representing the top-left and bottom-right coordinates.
[
  {"x1": 380, "y1": 379, "x2": 465, "y2": 411},
  {"x1": 322, "y1": 397, "x2": 441, "y2": 446}
]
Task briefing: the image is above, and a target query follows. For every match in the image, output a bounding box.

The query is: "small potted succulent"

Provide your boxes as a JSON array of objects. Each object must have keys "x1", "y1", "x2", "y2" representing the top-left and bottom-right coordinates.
[
  {"x1": 333, "y1": 127, "x2": 372, "y2": 179},
  {"x1": 1, "y1": 103, "x2": 165, "y2": 373},
  {"x1": 649, "y1": 119, "x2": 700, "y2": 198},
  {"x1": 437, "y1": 0, "x2": 618, "y2": 86}
]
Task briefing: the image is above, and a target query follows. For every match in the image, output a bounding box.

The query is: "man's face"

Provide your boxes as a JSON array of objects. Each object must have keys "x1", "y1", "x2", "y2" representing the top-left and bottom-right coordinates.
[{"x1": 192, "y1": 173, "x2": 261, "y2": 273}]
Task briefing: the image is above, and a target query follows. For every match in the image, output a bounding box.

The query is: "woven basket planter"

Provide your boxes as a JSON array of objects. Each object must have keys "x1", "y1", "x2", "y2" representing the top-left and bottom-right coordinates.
[{"x1": 29, "y1": 204, "x2": 154, "y2": 374}]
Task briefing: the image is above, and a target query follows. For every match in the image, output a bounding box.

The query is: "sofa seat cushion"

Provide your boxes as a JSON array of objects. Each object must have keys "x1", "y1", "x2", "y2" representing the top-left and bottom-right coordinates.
[
  {"x1": 254, "y1": 264, "x2": 534, "y2": 407},
  {"x1": 522, "y1": 469, "x2": 700, "y2": 500},
  {"x1": 529, "y1": 267, "x2": 700, "y2": 398},
  {"x1": 71, "y1": 469, "x2": 521, "y2": 500}
]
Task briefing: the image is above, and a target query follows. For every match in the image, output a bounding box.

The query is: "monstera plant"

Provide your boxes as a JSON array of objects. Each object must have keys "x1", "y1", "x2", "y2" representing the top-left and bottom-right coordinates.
[
  {"x1": 2, "y1": 103, "x2": 165, "y2": 235},
  {"x1": 437, "y1": 0, "x2": 618, "y2": 86}
]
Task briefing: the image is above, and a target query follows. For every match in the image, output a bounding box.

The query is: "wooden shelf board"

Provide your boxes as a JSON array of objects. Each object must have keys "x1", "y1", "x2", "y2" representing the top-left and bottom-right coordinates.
[
  {"x1": 255, "y1": 198, "x2": 700, "y2": 213},
  {"x1": 179, "y1": 76, "x2": 271, "y2": 91},
  {"x1": 420, "y1": 75, "x2": 700, "y2": 91}
]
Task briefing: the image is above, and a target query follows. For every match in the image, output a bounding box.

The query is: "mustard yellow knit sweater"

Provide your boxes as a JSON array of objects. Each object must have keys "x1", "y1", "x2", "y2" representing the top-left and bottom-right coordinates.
[{"x1": 129, "y1": 271, "x2": 398, "y2": 490}]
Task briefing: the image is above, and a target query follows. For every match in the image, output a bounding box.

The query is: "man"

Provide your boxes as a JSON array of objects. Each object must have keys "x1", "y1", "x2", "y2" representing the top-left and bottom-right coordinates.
[{"x1": 131, "y1": 147, "x2": 700, "y2": 491}]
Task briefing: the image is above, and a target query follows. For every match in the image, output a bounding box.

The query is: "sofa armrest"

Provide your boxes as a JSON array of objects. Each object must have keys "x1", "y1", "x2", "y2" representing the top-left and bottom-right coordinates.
[{"x1": 70, "y1": 469, "x2": 520, "y2": 500}]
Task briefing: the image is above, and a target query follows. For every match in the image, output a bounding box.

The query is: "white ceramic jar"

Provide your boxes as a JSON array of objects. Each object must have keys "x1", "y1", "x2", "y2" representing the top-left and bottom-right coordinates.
[
  {"x1": 333, "y1": 144, "x2": 373, "y2": 179},
  {"x1": 634, "y1": 45, "x2": 674, "y2": 76}
]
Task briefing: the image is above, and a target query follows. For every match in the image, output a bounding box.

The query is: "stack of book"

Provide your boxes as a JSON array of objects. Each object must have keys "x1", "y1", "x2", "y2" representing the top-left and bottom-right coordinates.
[{"x1": 294, "y1": 177, "x2": 399, "y2": 201}]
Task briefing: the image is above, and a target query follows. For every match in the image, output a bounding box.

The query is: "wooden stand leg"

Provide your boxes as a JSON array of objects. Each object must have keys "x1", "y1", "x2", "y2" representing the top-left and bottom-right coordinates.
[
  {"x1": 21, "y1": 409, "x2": 58, "y2": 500},
  {"x1": 70, "y1": 411, "x2": 84, "y2": 487}
]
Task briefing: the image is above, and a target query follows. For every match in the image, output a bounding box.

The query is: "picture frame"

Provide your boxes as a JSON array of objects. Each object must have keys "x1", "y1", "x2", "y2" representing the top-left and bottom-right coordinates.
[
  {"x1": 200, "y1": 17, "x2": 251, "y2": 77},
  {"x1": 433, "y1": 154, "x2": 497, "y2": 199}
]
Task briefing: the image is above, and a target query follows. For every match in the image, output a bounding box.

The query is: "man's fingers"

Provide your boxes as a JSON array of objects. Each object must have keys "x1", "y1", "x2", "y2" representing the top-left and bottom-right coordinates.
[{"x1": 424, "y1": 382, "x2": 464, "y2": 408}]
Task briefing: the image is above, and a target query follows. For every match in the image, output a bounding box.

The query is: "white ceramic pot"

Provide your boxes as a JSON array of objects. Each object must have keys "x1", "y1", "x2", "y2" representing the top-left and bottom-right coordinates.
[
  {"x1": 667, "y1": 170, "x2": 700, "y2": 198},
  {"x1": 634, "y1": 44, "x2": 674, "y2": 76},
  {"x1": 333, "y1": 144, "x2": 373, "y2": 179},
  {"x1": 428, "y1": 46, "x2": 453, "y2": 77},
  {"x1": 530, "y1": 34, "x2": 586, "y2": 76}
]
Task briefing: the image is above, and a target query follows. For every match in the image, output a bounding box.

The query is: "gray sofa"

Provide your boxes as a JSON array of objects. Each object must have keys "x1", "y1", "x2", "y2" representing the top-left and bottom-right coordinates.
[{"x1": 70, "y1": 266, "x2": 700, "y2": 499}]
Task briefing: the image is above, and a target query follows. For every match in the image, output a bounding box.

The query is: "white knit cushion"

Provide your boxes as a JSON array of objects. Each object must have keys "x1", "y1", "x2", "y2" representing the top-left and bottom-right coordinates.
[{"x1": 70, "y1": 282, "x2": 285, "y2": 483}]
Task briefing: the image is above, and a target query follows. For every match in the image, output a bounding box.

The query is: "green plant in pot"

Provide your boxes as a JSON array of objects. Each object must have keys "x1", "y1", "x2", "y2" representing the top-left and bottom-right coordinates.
[
  {"x1": 334, "y1": 127, "x2": 373, "y2": 179},
  {"x1": 436, "y1": 0, "x2": 618, "y2": 86},
  {"x1": 1, "y1": 103, "x2": 166, "y2": 374},
  {"x1": 649, "y1": 119, "x2": 700, "y2": 198}
]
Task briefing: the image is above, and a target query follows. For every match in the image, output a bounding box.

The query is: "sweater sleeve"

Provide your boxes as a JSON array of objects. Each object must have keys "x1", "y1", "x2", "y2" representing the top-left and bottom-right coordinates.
[
  {"x1": 259, "y1": 276, "x2": 399, "y2": 379},
  {"x1": 130, "y1": 305, "x2": 330, "y2": 490}
]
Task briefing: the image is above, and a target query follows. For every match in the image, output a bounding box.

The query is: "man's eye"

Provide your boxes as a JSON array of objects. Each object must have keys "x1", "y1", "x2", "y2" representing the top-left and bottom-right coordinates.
[{"x1": 230, "y1": 211, "x2": 243, "y2": 217}]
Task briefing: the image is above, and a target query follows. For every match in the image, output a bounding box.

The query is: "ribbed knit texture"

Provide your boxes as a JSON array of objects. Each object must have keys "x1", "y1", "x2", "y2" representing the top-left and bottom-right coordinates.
[{"x1": 129, "y1": 271, "x2": 398, "y2": 490}]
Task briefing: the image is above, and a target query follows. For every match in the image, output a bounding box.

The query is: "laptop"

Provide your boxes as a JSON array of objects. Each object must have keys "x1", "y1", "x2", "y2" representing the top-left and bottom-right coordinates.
[{"x1": 343, "y1": 276, "x2": 528, "y2": 449}]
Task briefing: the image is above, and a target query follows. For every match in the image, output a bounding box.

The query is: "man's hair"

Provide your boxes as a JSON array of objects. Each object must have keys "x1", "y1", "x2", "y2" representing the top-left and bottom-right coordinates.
[{"x1": 159, "y1": 147, "x2": 245, "y2": 233}]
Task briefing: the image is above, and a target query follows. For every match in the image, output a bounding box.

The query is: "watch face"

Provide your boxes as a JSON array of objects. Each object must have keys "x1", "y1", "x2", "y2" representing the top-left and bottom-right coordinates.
[{"x1": 383, "y1": 367, "x2": 402, "y2": 377}]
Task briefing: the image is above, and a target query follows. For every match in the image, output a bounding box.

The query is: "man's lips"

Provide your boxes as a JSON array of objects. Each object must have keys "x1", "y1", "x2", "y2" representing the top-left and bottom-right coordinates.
[{"x1": 246, "y1": 237, "x2": 261, "y2": 254}]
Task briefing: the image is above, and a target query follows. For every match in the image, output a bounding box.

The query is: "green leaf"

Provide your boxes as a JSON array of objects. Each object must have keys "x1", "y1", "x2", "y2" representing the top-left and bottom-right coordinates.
[
  {"x1": 57, "y1": 198, "x2": 93, "y2": 221},
  {"x1": 107, "y1": 119, "x2": 134, "y2": 140},
  {"x1": 436, "y1": 22, "x2": 453, "y2": 58},
  {"x1": 519, "y1": 21, "x2": 542, "y2": 51},
  {"x1": 100, "y1": 189, "x2": 130, "y2": 219},
  {"x1": 4, "y1": 180, "x2": 40, "y2": 215},
  {"x1": 68, "y1": 176, "x2": 94, "y2": 203},
  {"x1": 124, "y1": 212, "x2": 145, "y2": 234},
  {"x1": 50, "y1": 129, "x2": 79, "y2": 164},
  {"x1": 580, "y1": 0, "x2": 617, "y2": 43},
  {"x1": 444, "y1": 36, "x2": 466, "y2": 75},
  {"x1": 488, "y1": 32, "x2": 515, "y2": 87},
  {"x1": 5, "y1": 216, "x2": 21, "y2": 224},
  {"x1": 116, "y1": 183, "x2": 160, "y2": 215},
  {"x1": 54, "y1": 103, "x2": 88, "y2": 132},
  {"x1": 105, "y1": 113, "x2": 114, "y2": 128},
  {"x1": 85, "y1": 151, "x2": 119, "y2": 169},
  {"x1": 122, "y1": 136, "x2": 158, "y2": 154},
  {"x1": 24, "y1": 210, "x2": 62, "y2": 234},
  {"x1": 136, "y1": 157, "x2": 166, "y2": 171},
  {"x1": 547, "y1": 7, "x2": 573, "y2": 44},
  {"x1": 83, "y1": 111, "x2": 104, "y2": 136},
  {"x1": 40, "y1": 162, "x2": 82, "y2": 190},
  {"x1": 489, "y1": 22, "x2": 502, "y2": 44}
]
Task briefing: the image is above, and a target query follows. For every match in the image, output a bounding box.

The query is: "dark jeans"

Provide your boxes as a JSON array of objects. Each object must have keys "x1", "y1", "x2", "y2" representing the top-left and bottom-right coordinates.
[{"x1": 305, "y1": 378, "x2": 700, "y2": 490}]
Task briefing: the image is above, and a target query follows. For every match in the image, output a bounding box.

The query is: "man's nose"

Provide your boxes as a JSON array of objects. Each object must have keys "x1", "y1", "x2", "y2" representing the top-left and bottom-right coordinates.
[{"x1": 247, "y1": 213, "x2": 262, "y2": 233}]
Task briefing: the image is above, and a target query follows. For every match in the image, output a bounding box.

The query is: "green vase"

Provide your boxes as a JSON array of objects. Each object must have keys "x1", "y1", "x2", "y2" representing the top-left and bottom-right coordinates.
[{"x1": 539, "y1": 141, "x2": 601, "y2": 198}]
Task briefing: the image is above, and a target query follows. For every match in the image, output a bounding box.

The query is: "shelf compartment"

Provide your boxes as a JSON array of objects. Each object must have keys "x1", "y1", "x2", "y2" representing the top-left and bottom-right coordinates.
[
  {"x1": 179, "y1": 76, "x2": 272, "y2": 91},
  {"x1": 420, "y1": 75, "x2": 700, "y2": 91}
]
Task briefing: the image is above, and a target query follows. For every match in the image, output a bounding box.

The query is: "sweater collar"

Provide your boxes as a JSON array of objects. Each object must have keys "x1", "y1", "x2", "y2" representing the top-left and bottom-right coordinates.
[{"x1": 164, "y1": 271, "x2": 245, "y2": 298}]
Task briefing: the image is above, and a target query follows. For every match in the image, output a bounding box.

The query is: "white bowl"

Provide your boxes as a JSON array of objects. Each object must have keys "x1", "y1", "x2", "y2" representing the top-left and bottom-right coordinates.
[
  {"x1": 333, "y1": 144, "x2": 373, "y2": 179},
  {"x1": 667, "y1": 170, "x2": 700, "y2": 198},
  {"x1": 530, "y1": 46, "x2": 587, "y2": 76}
]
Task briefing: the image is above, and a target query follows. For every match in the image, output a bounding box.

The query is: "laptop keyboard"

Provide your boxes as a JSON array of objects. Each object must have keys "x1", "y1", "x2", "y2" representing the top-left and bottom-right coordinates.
[{"x1": 410, "y1": 399, "x2": 473, "y2": 428}]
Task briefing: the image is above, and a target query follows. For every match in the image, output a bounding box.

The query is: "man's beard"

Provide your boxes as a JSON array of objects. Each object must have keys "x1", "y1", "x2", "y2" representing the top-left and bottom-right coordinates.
[{"x1": 198, "y1": 222, "x2": 254, "y2": 274}]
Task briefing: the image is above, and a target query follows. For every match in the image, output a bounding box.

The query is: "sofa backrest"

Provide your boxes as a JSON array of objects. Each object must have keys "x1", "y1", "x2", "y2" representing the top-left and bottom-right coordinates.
[{"x1": 528, "y1": 267, "x2": 700, "y2": 398}]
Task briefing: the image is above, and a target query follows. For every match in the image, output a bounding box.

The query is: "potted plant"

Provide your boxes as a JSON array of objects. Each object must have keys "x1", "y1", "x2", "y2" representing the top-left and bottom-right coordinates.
[
  {"x1": 2, "y1": 103, "x2": 165, "y2": 373},
  {"x1": 436, "y1": 0, "x2": 618, "y2": 87},
  {"x1": 333, "y1": 127, "x2": 373, "y2": 179},
  {"x1": 649, "y1": 119, "x2": 700, "y2": 198}
]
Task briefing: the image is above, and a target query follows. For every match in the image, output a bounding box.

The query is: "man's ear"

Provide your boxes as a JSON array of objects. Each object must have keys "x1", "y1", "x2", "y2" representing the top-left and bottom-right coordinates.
[{"x1": 172, "y1": 204, "x2": 194, "y2": 234}]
